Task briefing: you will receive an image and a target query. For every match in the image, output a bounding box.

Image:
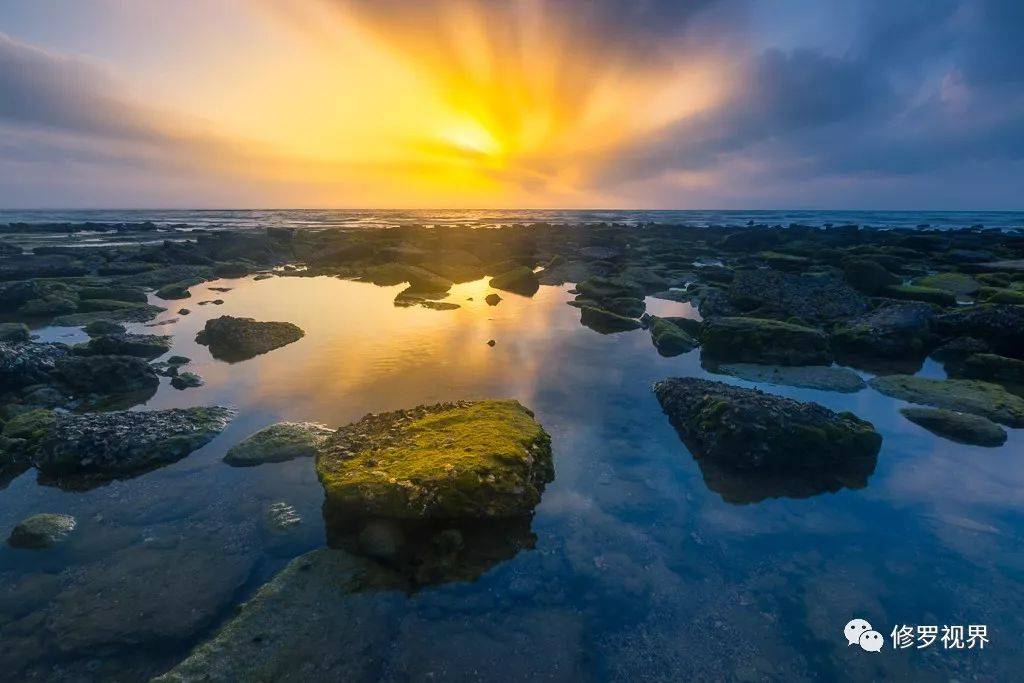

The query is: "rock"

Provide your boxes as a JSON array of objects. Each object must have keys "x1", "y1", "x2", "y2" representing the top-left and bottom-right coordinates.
[
  {"x1": 868, "y1": 375, "x2": 1024, "y2": 426},
  {"x1": 170, "y1": 371, "x2": 204, "y2": 390},
  {"x1": 933, "y1": 304, "x2": 1024, "y2": 359},
  {"x1": 0, "y1": 342, "x2": 69, "y2": 390},
  {"x1": 7, "y1": 513, "x2": 76, "y2": 549},
  {"x1": 75, "y1": 285, "x2": 148, "y2": 303},
  {"x1": 947, "y1": 353, "x2": 1024, "y2": 384},
  {"x1": 578, "y1": 305, "x2": 641, "y2": 334},
  {"x1": 316, "y1": 399, "x2": 553, "y2": 519},
  {"x1": 728, "y1": 269, "x2": 868, "y2": 323},
  {"x1": 487, "y1": 339, "x2": 496, "y2": 347},
  {"x1": 73, "y1": 333, "x2": 172, "y2": 360},
  {"x1": 224, "y1": 422, "x2": 334, "y2": 466},
  {"x1": 51, "y1": 304, "x2": 164, "y2": 326},
  {"x1": 155, "y1": 279, "x2": 200, "y2": 300},
  {"x1": 82, "y1": 319, "x2": 127, "y2": 337},
  {"x1": 55, "y1": 354, "x2": 159, "y2": 395},
  {"x1": 0, "y1": 322, "x2": 29, "y2": 343},
  {"x1": 701, "y1": 317, "x2": 832, "y2": 366},
  {"x1": 33, "y1": 406, "x2": 234, "y2": 485},
  {"x1": 881, "y1": 284, "x2": 956, "y2": 307},
  {"x1": 167, "y1": 355, "x2": 191, "y2": 365},
  {"x1": 2, "y1": 408, "x2": 58, "y2": 453},
  {"x1": 831, "y1": 302, "x2": 935, "y2": 359},
  {"x1": 653, "y1": 377, "x2": 881, "y2": 471},
  {"x1": 707, "y1": 363, "x2": 866, "y2": 392},
  {"x1": 911, "y1": 272, "x2": 981, "y2": 295},
  {"x1": 977, "y1": 286, "x2": 1024, "y2": 305},
  {"x1": 488, "y1": 266, "x2": 539, "y2": 296},
  {"x1": 196, "y1": 315, "x2": 304, "y2": 362},
  {"x1": 17, "y1": 293, "x2": 78, "y2": 316},
  {"x1": 930, "y1": 336, "x2": 990, "y2": 363},
  {"x1": 647, "y1": 316, "x2": 698, "y2": 357},
  {"x1": 152, "y1": 549, "x2": 407, "y2": 683},
  {"x1": 485, "y1": 293, "x2": 501, "y2": 306},
  {"x1": 357, "y1": 519, "x2": 406, "y2": 560},
  {"x1": 900, "y1": 407, "x2": 1007, "y2": 447},
  {"x1": 843, "y1": 259, "x2": 900, "y2": 295},
  {"x1": 178, "y1": 308, "x2": 190, "y2": 315}
]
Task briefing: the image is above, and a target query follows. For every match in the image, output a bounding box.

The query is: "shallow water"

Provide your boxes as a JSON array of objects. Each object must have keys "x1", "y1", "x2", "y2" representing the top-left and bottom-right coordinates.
[{"x1": 3, "y1": 274, "x2": 1024, "y2": 680}]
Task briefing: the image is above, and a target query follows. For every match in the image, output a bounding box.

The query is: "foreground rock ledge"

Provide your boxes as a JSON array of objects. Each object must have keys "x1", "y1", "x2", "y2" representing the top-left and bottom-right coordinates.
[
  {"x1": 315, "y1": 399, "x2": 553, "y2": 519},
  {"x1": 653, "y1": 377, "x2": 882, "y2": 471}
]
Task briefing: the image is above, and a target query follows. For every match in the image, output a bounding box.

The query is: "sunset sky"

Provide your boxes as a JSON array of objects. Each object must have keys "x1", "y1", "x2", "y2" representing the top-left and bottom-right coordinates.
[{"x1": 1, "y1": 0, "x2": 1022, "y2": 209}]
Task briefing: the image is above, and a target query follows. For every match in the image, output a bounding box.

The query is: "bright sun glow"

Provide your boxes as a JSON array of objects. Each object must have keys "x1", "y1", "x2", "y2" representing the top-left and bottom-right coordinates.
[{"x1": 441, "y1": 119, "x2": 505, "y2": 158}]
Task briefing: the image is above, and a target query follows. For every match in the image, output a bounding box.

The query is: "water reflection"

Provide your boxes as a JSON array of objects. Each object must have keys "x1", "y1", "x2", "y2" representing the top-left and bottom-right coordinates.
[{"x1": 693, "y1": 452, "x2": 877, "y2": 504}]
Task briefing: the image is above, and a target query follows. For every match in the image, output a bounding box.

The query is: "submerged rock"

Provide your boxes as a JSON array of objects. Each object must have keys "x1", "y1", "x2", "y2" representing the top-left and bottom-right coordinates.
[
  {"x1": 224, "y1": 421, "x2": 334, "y2": 467},
  {"x1": 900, "y1": 407, "x2": 1006, "y2": 447},
  {"x1": 7, "y1": 513, "x2": 76, "y2": 549},
  {"x1": 706, "y1": 363, "x2": 866, "y2": 393},
  {"x1": 196, "y1": 315, "x2": 304, "y2": 362},
  {"x1": 32, "y1": 406, "x2": 234, "y2": 486},
  {"x1": 316, "y1": 399, "x2": 553, "y2": 519},
  {"x1": 647, "y1": 315, "x2": 698, "y2": 357},
  {"x1": 701, "y1": 317, "x2": 832, "y2": 366},
  {"x1": 869, "y1": 375, "x2": 1024, "y2": 426},
  {"x1": 152, "y1": 549, "x2": 408, "y2": 683},
  {"x1": 653, "y1": 377, "x2": 881, "y2": 471}
]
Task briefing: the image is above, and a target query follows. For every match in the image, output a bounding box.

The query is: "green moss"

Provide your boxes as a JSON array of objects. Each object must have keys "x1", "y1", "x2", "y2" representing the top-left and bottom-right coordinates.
[
  {"x1": 869, "y1": 374, "x2": 1024, "y2": 427},
  {"x1": 976, "y1": 286, "x2": 1024, "y2": 305},
  {"x1": 75, "y1": 286, "x2": 148, "y2": 303},
  {"x1": 701, "y1": 316, "x2": 832, "y2": 365},
  {"x1": 882, "y1": 284, "x2": 956, "y2": 306},
  {"x1": 648, "y1": 316, "x2": 697, "y2": 357},
  {"x1": 316, "y1": 400, "x2": 553, "y2": 519},
  {"x1": 75, "y1": 299, "x2": 155, "y2": 313},
  {"x1": 488, "y1": 266, "x2": 539, "y2": 295},
  {"x1": 912, "y1": 272, "x2": 980, "y2": 295},
  {"x1": 2, "y1": 408, "x2": 58, "y2": 447},
  {"x1": 155, "y1": 279, "x2": 201, "y2": 300}
]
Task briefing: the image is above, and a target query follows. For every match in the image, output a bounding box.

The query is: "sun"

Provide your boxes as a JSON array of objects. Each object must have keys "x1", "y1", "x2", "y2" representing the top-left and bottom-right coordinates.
[{"x1": 440, "y1": 117, "x2": 504, "y2": 158}]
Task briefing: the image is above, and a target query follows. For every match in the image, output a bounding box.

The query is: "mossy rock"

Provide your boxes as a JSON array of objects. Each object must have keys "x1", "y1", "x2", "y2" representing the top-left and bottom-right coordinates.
[
  {"x1": 224, "y1": 422, "x2": 334, "y2": 467},
  {"x1": 577, "y1": 305, "x2": 641, "y2": 334},
  {"x1": 316, "y1": 400, "x2": 553, "y2": 519},
  {"x1": 485, "y1": 293, "x2": 501, "y2": 306},
  {"x1": 911, "y1": 272, "x2": 980, "y2": 295},
  {"x1": 0, "y1": 322, "x2": 29, "y2": 343},
  {"x1": 882, "y1": 284, "x2": 956, "y2": 306},
  {"x1": 7, "y1": 513, "x2": 77, "y2": 549},
  {"x1": 196, "y1": 316, "x2": 304, "y2": 362},
  {"x1": 575, "y1": 276, "x2": 645, "y2": 302},
  {"x1": 2, "y1": 408, "x2": 58, "y2": 450},
  {"x1": 701, "y1": 316, "x2": 832, "y2": 366},
  {"x1": 949, "y1": 353, "x2": 1024, "y2": 384},
  {"x1": 155, "y1": 279, "x2": 202, "y2": 300},
  {"x1": 900, "y1": 407, "x2": 1006, "y2": 447},
  {"x1": 648, "y1": 316, "x2": 698, "y2": 357},
  {"x1": 82, "y1": 320, "x2": 127, "y2": 337},
  {"x1": 843, "y1": 259, "x2": 900, "y2": 295},
  {"x1": 75, "y1": 286, "x2": 148, "y2": 303},
  {"x1": 976, "y1": 286, "x2": 1024, "y2": 305},
  {"x1": 74, "y1": 299, "x2": 156, "y2": 313},
  {"x1": 869, "y1": 375, "x2": 1024, "y2": 426},
  {"x1": 488, "y1": 267, "x2": 539, "y2": 296},
  {"x1": 18, "y1": 294, "x2": 79, "y2": 316},
  {"x1": 653, "y1": 377, "x2": 881, "y2": 471},
  {"x1": 570, "y1": 295, "x2": 645, "y2": 318}
]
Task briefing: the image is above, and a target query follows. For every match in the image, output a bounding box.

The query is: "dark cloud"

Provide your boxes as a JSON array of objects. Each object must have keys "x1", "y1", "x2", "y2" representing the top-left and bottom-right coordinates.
[
  {"x1": 591, "y1": 0, "x2": 1024, "y2": 196},
  {"x1": 0, "y1": 32, "x2": 157, "y2": 140}
]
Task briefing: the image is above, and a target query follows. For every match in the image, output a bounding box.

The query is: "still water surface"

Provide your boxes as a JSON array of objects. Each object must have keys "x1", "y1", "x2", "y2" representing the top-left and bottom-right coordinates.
[{"x1": 3, "y1": 274, "x2": 1023, "y2": 680}]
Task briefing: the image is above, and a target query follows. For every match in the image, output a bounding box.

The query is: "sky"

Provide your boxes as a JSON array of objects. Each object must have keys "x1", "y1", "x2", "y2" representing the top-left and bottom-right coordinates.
[{"x1": 0, "y1": 0, "x2": 1022, "y2": 209}]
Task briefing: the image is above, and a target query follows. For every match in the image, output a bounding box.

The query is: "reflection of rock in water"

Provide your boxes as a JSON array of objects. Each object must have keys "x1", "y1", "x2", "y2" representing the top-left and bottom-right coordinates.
[
  {"x1": 694, "y1": 451, "x2": 876, "y2": 504},
  {"x1": 323, "y1": 504, "x2": 537, "y2": 586}
]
